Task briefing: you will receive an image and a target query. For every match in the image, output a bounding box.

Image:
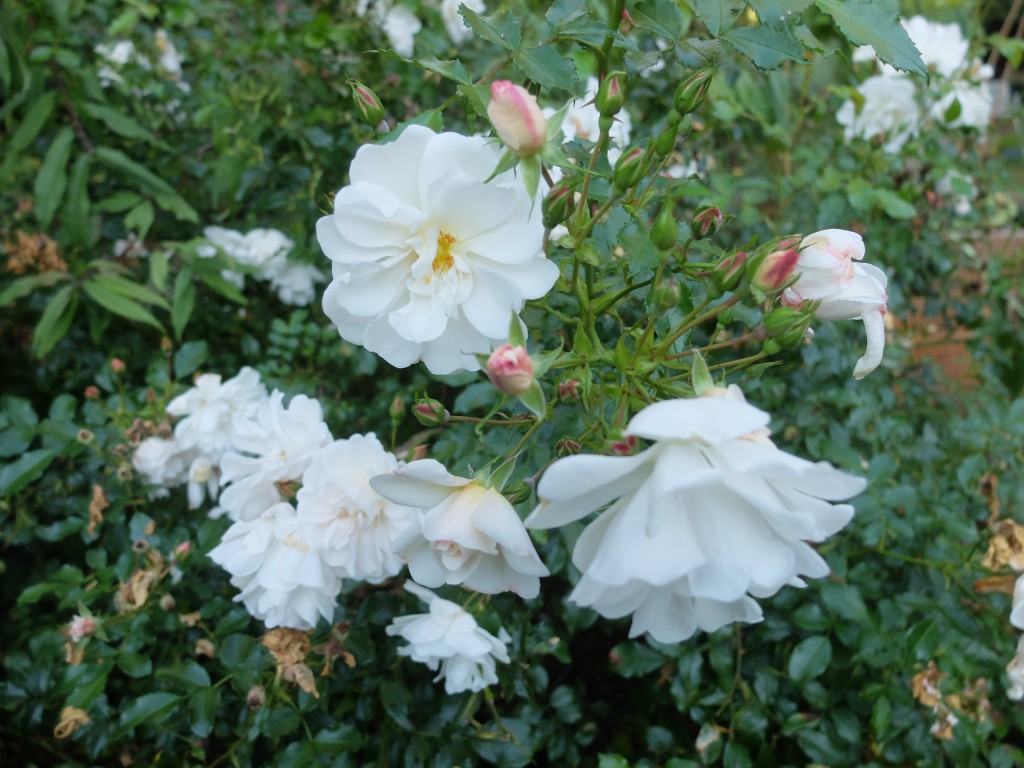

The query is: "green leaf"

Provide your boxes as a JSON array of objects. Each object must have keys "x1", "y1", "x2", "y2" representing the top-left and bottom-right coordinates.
[
  {"x1": 189, "y1": 688, "x2": 219, "y2": 738},
  {"x1": 149, "y1": 250, "x2": 169, "y2": 293},
  {"x1": 64, "y1": 154, "x2": 92, "y2": 245},
  {"x1": 172, "y1": 269, "x2": 196, "y2": 340},
  {"x1": 513, "y1": 45, "x2": 578, "y2": 92},
  {"x1": 6, "y1": 91, "x2": 57, "y2": 156},
  {"x1": 610, "y1": 641, "x2": 667, "y2": 677},
  {"x1": 156, "y1": 661, "x2": 212, "y2": 691},
  {"x1": 314, "y1": 724, "x2": 364, "y2": 754},
  {"x1": 872, "y1": 188, "x2": 915, "y2": 220},
  {"x1": 631, "y1": 0, "x2": 688, "y2": 39},
  {"x1": 92, "y1": 273, "x2": 170, "y2": 309},
  {"x1": 117, "y1": 652, "x2": 153, "y2": 678},
  {"x1": 0, "y1": 448, "x2": 57, "y2": 497},
  {"x1": 457, "y1": 83, "x2": 490, "y2": 117},
  {"x1": 34, "y1": 126, "x2": 74, "y2": 227},
  {"x1": 749, "y1": 0, "x2": 813, "y2": 26},
  {"x1": 32, "y1": 283, "x2": 77, "y2": 357},
  {"x1": 416, "y1": 56, "x2": 471, "y2": 85},
  {"x1": 871, "y1": 694, "x2": 891, "y2": 738},
  {"x1": 94, "y1": 147, "x2": 197, "y2": 223},
  {"x1": 815, "y1": 0, "x2": 926, "y2": 77},
  {"x1": 460, "y1": 7, "x2": 521, "y2": 50},
  {"x1": 174, "y1": 341, "x2": 208, "y2": 379},
  {"x1": 723, "y1": 25, "x2": 807, "y2": 69},
  {"x1": 788, "y1": 636, "x2": 832, "y2": 682},
  {"x1": 82, "y1": 278, "x2": 165, "y2": 332},
  {"x1": 692, "y1": 0, "x2": 739, "y2": 36},
  {"x1": 0, "y1": 270, "x2": 68, "y2": 307},
  {"x1": 124, "y1": 200, "x2": 155, "y2": 238},
  {"x1": 81, "y1": 102, "x2": 157, "y2": 143},
  {"x1": 119, "y1": 692, "x2": 182, "y2": 731}
]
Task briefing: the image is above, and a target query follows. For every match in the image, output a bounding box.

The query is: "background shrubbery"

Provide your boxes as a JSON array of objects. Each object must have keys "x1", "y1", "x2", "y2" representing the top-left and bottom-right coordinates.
[{"x1": 2, "y1": 0, "x2": 1023, "y2": 765}]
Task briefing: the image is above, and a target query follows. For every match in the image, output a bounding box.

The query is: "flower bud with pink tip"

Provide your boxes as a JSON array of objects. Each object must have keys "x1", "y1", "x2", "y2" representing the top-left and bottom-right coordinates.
[
  {"x1": 487, "y1": 81, "x2": 547, "y2": 157},
  {"x1": 486, "y1": 344, "x2": 535, "y2": 396}
]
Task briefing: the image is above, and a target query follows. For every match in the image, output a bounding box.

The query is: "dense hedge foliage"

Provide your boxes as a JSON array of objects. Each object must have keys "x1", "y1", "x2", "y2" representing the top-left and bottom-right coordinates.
[{"x1": 2, "y1": 0, "x2": 1023, "y2": 766}]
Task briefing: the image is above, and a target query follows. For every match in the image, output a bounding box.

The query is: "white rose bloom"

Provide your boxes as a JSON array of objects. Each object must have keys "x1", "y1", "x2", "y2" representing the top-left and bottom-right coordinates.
[
  {"x1": 386, "y1": 582, "x2": 511, "y2": 694},
  {"x1": 187, "y1": 454, "x2": 219, "y2": 510},
  {"x1": 1008, "y1": 636, "x2": 1024, "y2": 701},
  {"x1": 95, "y1": 40, "x2": 149, "y2": 86},
  {"x1": 526, "y1": 394, "x2": 866, "y2": 643},
  {"x1": 296, "y1": 434, "x2": 417, "y2": 583},
  {"x1": 132, "y1": 436, "x2": 192, "y2": 490},
  {"x1": 167, "y1": 366, "x2": 267, "y2": 461},
  {"x1": 239, "y1": 228, "x2": 294, "y2": 280},
  {"x1": 219, "y1": 391, "x2": 333, "y2": 521},
  {"x1": 441, "y1": 0, "x2": 484, "y2": 44},
  {"x1": 317, "y1": 125, "x2": 558, "y2": 374},
  {"x1": 782, "y1": 229, "x2": 889, "y2": 380},
  {"x1": 901, "y1": 16, "x2": 969, "y2": 79},
  {"x1": 209, "y1": 502, "x2": 340, "y2": 630},
  {"x1": 1011, "y1": 574, "x2": 1024, "y2": 630},
  {"x1": 931, "y1": 79, "x2": 993, "y2": 131},
  {"x1": 371, "y1": 459, "x2": 549, "y2": 598},
  {"x1": 270, "y1": 262, "x2": 326, "y2": 306},
  {"x1": 836, "y1": 75, "x2": 921, "y2": 154},
  {"x1": 935, "y1": 171, "x2": 977, "y2": 216},
  {"x1": 379, "y1": 4, "x2": 421, "y2": 57}
]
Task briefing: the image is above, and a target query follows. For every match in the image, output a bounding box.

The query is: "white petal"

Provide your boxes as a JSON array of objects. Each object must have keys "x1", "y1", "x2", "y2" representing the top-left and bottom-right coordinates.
[{"x1": 625, "y1": 398, "x2": 770, "y2": 444}]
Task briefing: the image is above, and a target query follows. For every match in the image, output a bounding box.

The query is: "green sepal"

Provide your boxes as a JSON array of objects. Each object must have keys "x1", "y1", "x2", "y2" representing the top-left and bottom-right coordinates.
[
  {"x1": 517, "y1": 380, "x2": 547, "y2": 421},
  {"x1": 485, "y1": 148, "x2": 521, "y2": 183},
  {"x1": 690, "y1": 349, "x2": 714, "y2": 395}
]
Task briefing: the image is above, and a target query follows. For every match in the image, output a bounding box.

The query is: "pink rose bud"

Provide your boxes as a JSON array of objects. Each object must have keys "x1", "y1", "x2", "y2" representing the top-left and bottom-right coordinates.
[
  {"x1": 412, "y1": 398, "x2": 449, "y2": 427},
  {"x1": 711, "y1": 250, "x2": 747, "y2": 294},
  {"x1": 690, "y1": 204, "x2": 722, "y2": 240},
  {"x1": 486, "y1": 344, "x2": 535, "y2": 396},
  {"x1": 558, "y1": 379, "x2": 581, "y2": 402},
  {"x1": 389, "y1": 394, "x2": 405, "y2": 420},
  {"x1": 110, "y1": 358, "x2": 126, "y2": 374},
  {"x1": 749, "y1": 246, "x2": 799, "y2": 293},
  {"x1": 556, "y1": 437, "x2": 582, "y2": 457},
  {"x1": 607, "y1": 434, "x2": 638, "y2": 455},
  {"x1": 174, "y1": 541, "x2": 191, "y2": 561},
  {"x1": 68, "y1": 615, "x2": 96, "y2": 642},
  {"x1": 487, "y1": 81, "x2": 547, "y2": 157},
  {"x1": 84, "y1": 385, "x2": 100, "y2": 400},
  {"x1": 595, "y1": 72, "x2": 625, "y2": 117},
  {"x1": 409, "y1": 444, "x2": 429, "y2": 462},
  {"x1": 351, "y1": 81, "x2": 386, "y2": 126}
]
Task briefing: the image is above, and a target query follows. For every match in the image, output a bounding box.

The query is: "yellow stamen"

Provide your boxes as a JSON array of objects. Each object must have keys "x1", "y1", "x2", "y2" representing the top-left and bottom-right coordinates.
[{"x1": 432, "y1": 232, "x2": 457, "y2": 273}]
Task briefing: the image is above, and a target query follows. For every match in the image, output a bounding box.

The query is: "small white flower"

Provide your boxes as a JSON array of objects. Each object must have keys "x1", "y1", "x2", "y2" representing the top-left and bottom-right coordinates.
[
  {"x1": 209, "y1": 502, "x2": 340, "y2": 630},
  {"x1": 901, "y1": 16, "x2": 969, "y2": 79},
  {"x1": 270, "y1": 262, "x2": 326, "y2": 306},
  {"x1": 219, "y1": 391, "x2": 333, "y2": 521},
  {"x1": 931, "y1": 79, "x2": 993, "y2": 131},
  {"x1": 317, "y1": 125, "x2": 558, "y2": 374},
  {"x1": 379, "y1": 3, "x2": 422, "y2": 57},
  {"x1": 296, "y1": 434, "x2": 417, "y2": 583},
  {"x1": 547, "y1": 77, "x2": 632, "y2": 165},
  {"x1": 386, "y1": 582, "x2": 510, "y2": 694},
  {"x1": 441, "y1": 0, "x2": 484, "y2": 44},
  {"x1": 132, "y1": 436, "x2": 192, "y2": 490},
  {"x1": 1007, "y1": 636, "x2": 1024, "y2": 701},
  {"x1": 836, "y1": 75, "x2": 921, "y2": 154},
  {"x1": 167, "y1": 367, "x2": 267, "y2": 461},
  {"x1": 187, "y1": 454, "x2": 219, "y2": 510},
  {"x1": 240, "y1": 228, "x2": 294, "y2": 280},
  {"x1": 526, "y1": 392, "x2": 865, "y2": 643},
  {"x1": 782, "y1": 229, "x2": 889, "y2": 380},
  {"x1": 371, "y1": 459, "x2": 549, "y2": 598}
]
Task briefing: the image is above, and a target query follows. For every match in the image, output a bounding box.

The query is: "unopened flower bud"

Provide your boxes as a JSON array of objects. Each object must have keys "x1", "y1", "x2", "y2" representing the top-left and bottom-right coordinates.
[
  {"x1": 749, "y1": 245, "x2": 799, "y2": 294},
  {"x1": 247, "y1": 685, "x2": 266, "y2": 710},
  {"x1": 558, "y1": 379, "x2": 581, "y2": 402},
  {"x1": 542, "y1": 185, "x2": 575, "y2": 229},
  {"x1": 68, "y1": 615, "x2": 96, "y2": 642},
  {"x1": 674, "y1": 67, "x2": 714, "y2": 115},
  {"x1": 712, "y1": 251, "x2": 747, "y2": 294},
  {"x1": 654, "y1": 123, "x2": 677, "y2": 157},
  {"x1": 408, "y1": 444, "x2": 429, "y2": 462},
  {"x1": 762, "y1": 307, "x2": 811, "y2": 348},
  {"x1": 84, "y1": 385, "x2": 100, "y2": 400},
  {"x1": 174, "y1": 541, "x2": 191, "y2": 561},
  {"x1": 160, "y1": 336, "x2": 173, "y2": 353},
  {"x1": 159, "y1": 595, "x2": 176, "y2": 611},
  {"x1": 412, "y1": 398, "x2": 449, "y2": 427},
  {"x1": 690, "y1": 204, "x2": 722, "y2": 240},
  {"x1": 650, "y1": 280, "x2": 681, "y2": 316},
  {"x1": 111, "y1": 358, "x2": 126, "y2": 374},
  {"x1": 76, "y1": 429, "x2": 95, "y2": 445},
  {"x1": 650, "y1": 194, "x2": 678, "y2": 251},
  {"x1": 504, "y1": 481, "x2": 532, "y2": 504},
  {"x1": 389, "y1": 395, "x2": 405, "y2": 420},
  {"x1": 613, "y1": 146, "x2": 647, "y2": 190},
  {"x1": 607, "y1": 434, "x2": 638, "y2": 455},
  {"x1": 595, "y1": 72, "x2": 625, "y2": 117},
  {"x1": 487, "y1": 80, "x2": 547, "y2": 157},
  {"x1": 351, "y1": 81, "x2": 386, "y2": 126},
  {"x1": 556, "y1": 437, "x2": 582, "y2": 457},
  {"x1": 486, "y1": 344, "x2": 535, "y2": 396}
]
